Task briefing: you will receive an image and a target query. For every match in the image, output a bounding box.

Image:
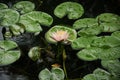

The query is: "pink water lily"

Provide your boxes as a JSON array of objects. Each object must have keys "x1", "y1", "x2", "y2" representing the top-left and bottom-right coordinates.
[{"x1": 51, "y1": 30, "x2": 69, "y2": 42}]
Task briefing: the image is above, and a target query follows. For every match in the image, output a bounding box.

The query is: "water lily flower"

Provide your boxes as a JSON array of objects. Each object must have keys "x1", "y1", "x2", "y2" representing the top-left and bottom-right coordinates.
[{"x1": 51, "y1": 30, "x2": 69, "y2": 42}]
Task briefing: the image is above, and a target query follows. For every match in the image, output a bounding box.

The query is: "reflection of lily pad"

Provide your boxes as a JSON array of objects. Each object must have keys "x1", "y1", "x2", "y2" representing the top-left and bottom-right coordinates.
[
  {"x1": 54, "y1": 2, "x2": 84, "y2": 19},
  {"x1": 96, "y1": 13, "x2": 120, "y2": 23},
  {"x1": 0, "y1": 3, "x2": 8, "y2": 10},
  {"x1": 0, "y1": 40, "x2": 21, "y2": 66},
  {"x1": 12, "y1": 1, "x2": 35, "y2": 14},
  {"x1": 19, "y1": 11, "x2": 53, "y2": 33},
  {"x1": 0, "y1": 9, "x2": 19, "y2": 26},
  {"x1": 73, "y1": 18, "x2": 98, "y2": 30},
  {"x1": 45, "y1": 25, "x2": 77, "y2": 44}
]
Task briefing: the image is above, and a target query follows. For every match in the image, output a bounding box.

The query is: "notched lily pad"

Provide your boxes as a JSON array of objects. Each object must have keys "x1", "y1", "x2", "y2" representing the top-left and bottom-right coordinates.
[
  {"x1": 73, "y1": 18, "x2": 98, "y2": 30},
  {"x1": 19, "y1": 11, "x2": 53, "y2": 33},
  {"x1": 0, "y1": 3, "x2": 8, "y2": 10},
  {"x1": 0, "y1": 9, "x2": 19, "y2": 26},
  {"x1": 45, "y1": 25, "x2": 77, "y2": 44},
  {"x1": 54, "y1": 2, "x2": 84, "y2": 19},
  {"x1": 12, "y1": 1, "x2": 35, "y2": 14},
  {"x1": 0, "y1": 40, "x2": 21, "y2": 66}
]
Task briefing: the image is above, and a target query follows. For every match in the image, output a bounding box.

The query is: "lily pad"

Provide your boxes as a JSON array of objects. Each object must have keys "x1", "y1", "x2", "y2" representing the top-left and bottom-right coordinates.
[
  {"x1": 54, "y1": 2, "x2": 84, "y2": 19},
  {"x1": 77, "y1": 47, "x2": 102, "y2": 61},
  {"x1": 0, "y1": 3, "x2": 8, "y2": 10},
  {"x1": 71, "y1": 36, "x2": 97, "y2": 50},
  {"x1": 0, "y1": 40, "x2": 21, "y2": 66},
  {"x1": 12, "y1": 1, "x2": 35, "y2": 14},
  {"x1": 0, "y1": 9, "x2": 19, "y2": 26},
  {"x1": 28, "y1": 47, "x2": 41, "y2": 61},
  {"x1": 96, "y1": 13, "x2": 120, "y2": 23},
  {"x1": 73, "y1": 18, "x2": 98, "y2": 30},
  {"x1": 77, "y1": 25, "x2": 103, "y2": 36},
  {"x1": 45, "y1": 25, "x2": 77, "y2": 44}
]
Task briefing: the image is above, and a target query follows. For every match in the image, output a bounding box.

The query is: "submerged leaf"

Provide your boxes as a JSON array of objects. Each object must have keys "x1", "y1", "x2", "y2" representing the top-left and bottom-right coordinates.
[
  {"x1": 0, "y1": 9, "x2": 19, "y2": 26},
  {"x1": 54, "y1": 2, "x2": 84, "y2": 19},
  {"x1": 12, "y1": 1, "x2": 35, "y2": 14}
]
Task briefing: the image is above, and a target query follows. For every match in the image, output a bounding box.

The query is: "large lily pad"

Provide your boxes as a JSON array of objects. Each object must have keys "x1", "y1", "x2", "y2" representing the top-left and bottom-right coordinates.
[
  {"x1": 12, "y1": 1, "x2": 35, "y2": 14},
  {"x1": 0, "y1": 3, "x2": 8, "y2": 10},
  {"x1": 96, "y1": 13, "x2": 120, "y2": 23},
  {"x1": 0, "y1": 40, "x2": 21, "y2": 66},
  {"x1": 19, "y1": 11, "x2": 53, "y2": 33},
  {"x1": 77, "y1": 47, "x2": 102, "y2": 61},
  {"x1": 71, "y1": 36, "x2": 97, "y2": 50},
  {"x1": 0, "y1": 9, "x2": 19, "y2": 26},
  {"x1": 45, "y1": 25, "x2": 77, "y2": 44},
  {"x1": 54, "y1": 2, "x2": 84, "y2": 19},
  {"x1": 73, "y1": 18, "x2": 98, "y2": 30}
]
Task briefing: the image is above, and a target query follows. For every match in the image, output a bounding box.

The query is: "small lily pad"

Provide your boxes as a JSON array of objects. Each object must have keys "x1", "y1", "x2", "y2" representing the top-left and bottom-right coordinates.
[
  {"x1": 0, "y1": 9, "x2": 19, "y2": 26},
  {"x1": 45, "y1": 25, "x2": 77, "y2": 44},
  {"x1": 73, "y1": 18, "x2": 98, "y2": 30},
  {"x1": 0, "y1": 3, "x2": 8, "y2": 10},
  {"x1": 54, "y1": 2, "x2": 84, "y2": 19},
  {"x1": 12, "y1": 1, "x2": 35, "y2": 14}
]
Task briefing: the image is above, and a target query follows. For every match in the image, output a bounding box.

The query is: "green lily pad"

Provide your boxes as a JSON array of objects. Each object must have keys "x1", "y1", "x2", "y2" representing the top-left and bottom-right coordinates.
[
  {"x1": 0, "y1": 40, "x2": 21, "y2": 66},
  {"x1": 0, "y1": 3, "x2": 8, "y2": 10},
  {"x1": 73, "y1": 18, "x2": 98, "y2": 30},
  {"x1": 45, "y1": 25, "x2": 77, "y2": 44},
  {"x1": 0, "y1": 40, "x2": 18, "y2": 51},
  {"x1": 54, "y1": 2, "x2": 84, "y2": 19},
  {"x1": 28, "y1": 47, "x2": 41, "y2": 61},
  {"x1": 71, "y1": 36, "x2": 97, "y2": 50},
  {"x1": 100, "y1": 22, "x2": 120, "y2": 32},
  {"x1": 0, "y1": 9, "x2": 19, "y2": 26},
  {"x1": 77, "y1": 47, "x2": 102, "y2": 61},
  {"x1": 38, "y1": 68, "x2": 51, "y2": 80},
  {"x1": 12, "y1": 1, "x2": 35, "y2": 14},
  {"x1": 77, "y1": 25, "x2": 103, "y2": 36},
  {"x1": 96, "y1": 13, "x2": 120, "y2": 23}
]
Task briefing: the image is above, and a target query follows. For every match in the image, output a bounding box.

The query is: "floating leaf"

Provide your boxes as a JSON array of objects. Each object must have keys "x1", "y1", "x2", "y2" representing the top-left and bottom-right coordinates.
[
  {"x1": 82, "y1": 74, "x2": 96, "y2": 80},
  {"x1": 28, "y1": 47, "x2": 41, "y2": 61},
  {"x1": 96, "y1": 13, "x2": 120, "y2": 23},
  {"x1": 0, "y1": 40, "x2": 18, "y2": 51},
  {"x1": 0, "y1": 40, "x2": 21, "y2": 66},
  {"x1": 38, "y1": 68, "x2": 51, "y2": 80},
  {"x1": 19, "y1": 11, "x2": 53, "y2": 33},
  {"x1": 77, "y1": 47, "x2": 102, "y2": 61},
  {"x1": 0, "y1": 3, "x2": 8, "y2": 10},
  {"x1": 73, "y1": 18, "x2": 98, "y2": 30},
  {"x1": 111, "y1": 31, "x2": 120, "y2": 40},
  {"x1": 12, "y1": 1, "x2": 35, "y2": 14},
  {"x1": 51, "y1": 67, "x2": 65, "y2": 80},
  {"x1": 54, "y1": 2, "x2": 84, "y2": 19},
  {"x1": 92, "y1": 36, "x2": 120, "y2": 48},
  {"x1": 99, "y1": 46, "x2": 120, "y2": 60},
  {"x1": 71, "y1": 36, "x2": 97, "y2": 50},
  {"x1": 0, "y1": 9, "x2": 19, "y2": 26},
  {"x1": 77, "y1": 25, "x2": 103, "y2": 36},
  {"x1": 101, "y1": 59, "x2": 120, "y2": 78},
  {"x1": 45, "y1": 25, "x2": 77, "y2": 44},
  {"x1": 100, "y1": 22, "x2": 120, "y2": 32}
]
